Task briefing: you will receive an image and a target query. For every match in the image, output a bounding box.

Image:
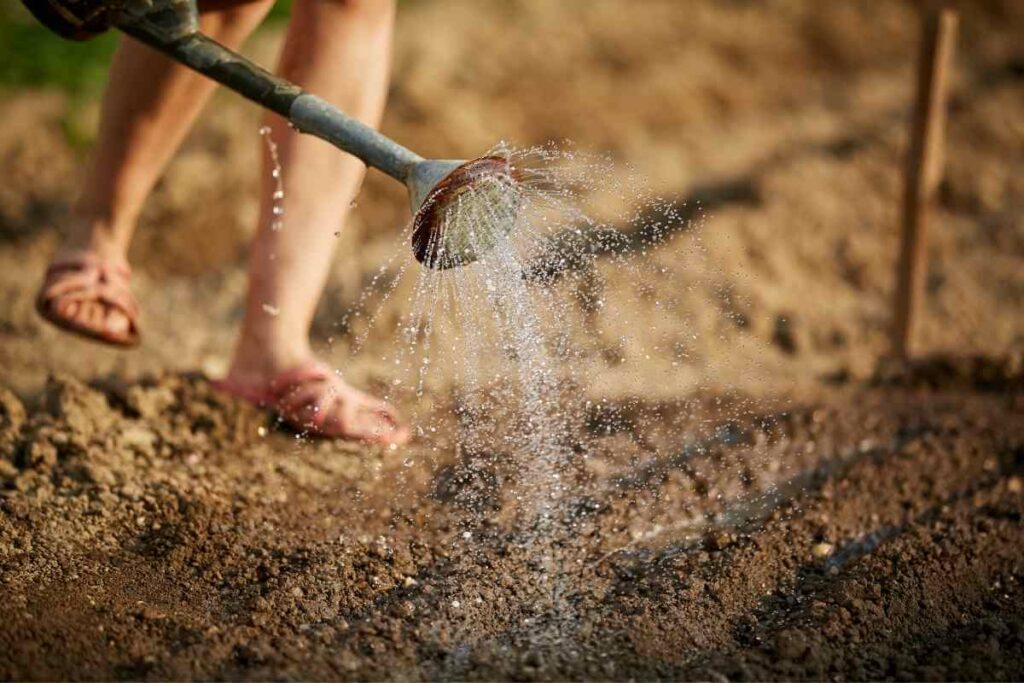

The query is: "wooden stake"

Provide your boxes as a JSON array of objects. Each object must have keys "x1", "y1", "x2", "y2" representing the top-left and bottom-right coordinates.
[{"x1": 892, "y1": 3, "x2": 958, "y2": 359}]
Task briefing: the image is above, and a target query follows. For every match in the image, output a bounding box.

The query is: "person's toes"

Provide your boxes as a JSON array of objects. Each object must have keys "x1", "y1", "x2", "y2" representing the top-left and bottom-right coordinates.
[
  {"x1": 105, "y1": 307, "x2": 129, "y2": 336},
  {"x1": 360, "y1": 402, "x2": 409, "y2": 445},
  {"x1": 85, "y1": 301, "x2": 103, "y2": 328},
  {"x1": 55, "y1": 299, "x2": 77, "y2": 320}
]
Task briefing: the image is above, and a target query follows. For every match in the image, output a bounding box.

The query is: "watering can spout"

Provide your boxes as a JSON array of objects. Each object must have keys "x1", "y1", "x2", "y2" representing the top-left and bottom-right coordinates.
[{"x1": 408, "y1": 156, "x2": 522, "y2": 270}]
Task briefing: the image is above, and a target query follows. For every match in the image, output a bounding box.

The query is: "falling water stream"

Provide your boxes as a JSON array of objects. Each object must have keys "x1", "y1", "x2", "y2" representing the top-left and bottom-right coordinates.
[
  {"x1": 326, "y1": 141, "x2": 786, "y2": 654},
  {"x1": 336, "y1": 144, "x2": 696, "y2": 643}
]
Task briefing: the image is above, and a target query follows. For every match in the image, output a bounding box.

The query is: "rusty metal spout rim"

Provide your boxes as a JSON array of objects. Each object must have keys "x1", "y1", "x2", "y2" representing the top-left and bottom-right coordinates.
[{"x1": 409, "y1": 156, "x2": 521, "y2": 270}]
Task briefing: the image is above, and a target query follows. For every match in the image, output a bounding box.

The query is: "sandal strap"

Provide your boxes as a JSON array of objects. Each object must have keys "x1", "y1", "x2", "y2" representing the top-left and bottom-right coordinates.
[
  {"x1": 272, "y1": 362, "x2": 338, "y2": 430},
  {"x1": 46, "y1": 251, "x2": 131, "y2": 278},
  {"x1": 37, "y1": 251, "x2": 140, "y2": 341},
  {"x1": 213, "y1": 362, "x2": 407, "y2": 442},
  {"x1": 212, "y1": 362, "x2": 337, "y2": 423}
]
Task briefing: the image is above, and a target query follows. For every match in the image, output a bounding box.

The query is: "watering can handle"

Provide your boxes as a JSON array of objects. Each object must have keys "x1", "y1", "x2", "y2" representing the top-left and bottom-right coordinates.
[
  {"x1": 125, "y1": 17, "x2": 422, "y2": 179},
  {"x1": 122, "y1": 24, "x2": 302, "y2": 119}
]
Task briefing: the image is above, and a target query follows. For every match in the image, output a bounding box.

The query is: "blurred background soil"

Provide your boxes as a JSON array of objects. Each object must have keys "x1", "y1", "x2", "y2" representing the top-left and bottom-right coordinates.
[
  {"x1": 0, "y1": 0, "x2": 1020, "y2": 396},
  {"x1": 0, "y1": 0, "x2": 1023, "y2": 679}
]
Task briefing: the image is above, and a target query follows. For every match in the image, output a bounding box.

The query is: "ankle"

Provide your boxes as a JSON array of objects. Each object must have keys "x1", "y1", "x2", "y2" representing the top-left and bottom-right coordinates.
[
  {"x1": 58, "y1": 215, "x2": 131, "y2": 262},
  {"x1": 227, "y1": 329, "x2": 313, "y2": 383}
]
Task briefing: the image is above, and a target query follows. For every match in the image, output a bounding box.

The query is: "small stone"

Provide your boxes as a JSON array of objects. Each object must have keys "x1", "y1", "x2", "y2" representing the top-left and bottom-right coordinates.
[
  {"x1": 403, "y1": 576, "x2": 418, "y2": 588},
  {"x1": 0, "y1": 388, "x2": 26, "y2": 453},
  {"x1": 290, "y1": 586, "x2": 304, "y2": 598},
  {"x1": 79, "y1": 462, "x2": 116, "y2": 487},
  {"x1": 120, "y1": 482, "x2": 143, "y2": 500},
  {"x1": 704, "y1": 530, "x2": 735, "y2": 552},
  {"x1": 120, "y1": 424, "x2": 157, "y2": 453},
  {"x1": 125, "y1": 385, "x2": 176, "y2": 420},
  {"x1": 1008, "y1": 477, "x2": 1022, "y2": 494},
  {"x1": 200, "y1": 357, "x2": 228, "y2": 381},
  {"x1": 26, "y1": 440, "x2": 58, "y2": 469},
  {"x1": 775, "y1": 629, "x2": 809, "y2": 660},
  {"x1": 451, "y1": 600, "x2": 460, "y2": 609},
  {"x1": 257, "y1": 426, "x2": 268, "y2": 438},
  {"x1": 0, "y1": 459, "x2": 18, "y2": 481},
  {"x1": 811, "y1": 542, "x2": 834, "y2": 559}
]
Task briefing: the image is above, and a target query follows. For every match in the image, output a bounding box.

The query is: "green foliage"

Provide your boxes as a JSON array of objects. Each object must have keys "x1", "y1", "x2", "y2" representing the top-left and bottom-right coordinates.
[
  {"x1": 0, "y1": 17, "x2": 118, "y2": 97},
  {"x1": 0, "y1": 0, "x2": 295, "y2": 97},
  {"x1": 266, "y1": 0, "x2": 292, "y2": 22}
]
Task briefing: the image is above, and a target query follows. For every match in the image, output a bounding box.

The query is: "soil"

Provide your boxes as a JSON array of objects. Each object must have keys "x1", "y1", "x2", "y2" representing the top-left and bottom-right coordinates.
[
  {"x1": 1, "y1": 0, "x2": 1024, "y2": 680},
  {"x1": 1, "y1": 370, "x2": 1023, "y2": 680}
]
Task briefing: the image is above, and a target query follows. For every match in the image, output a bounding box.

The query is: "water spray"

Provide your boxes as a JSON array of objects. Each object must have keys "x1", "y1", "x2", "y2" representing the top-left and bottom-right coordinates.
[{"x1": 21, "y1": 0, "x2": 518, "y2": 269}]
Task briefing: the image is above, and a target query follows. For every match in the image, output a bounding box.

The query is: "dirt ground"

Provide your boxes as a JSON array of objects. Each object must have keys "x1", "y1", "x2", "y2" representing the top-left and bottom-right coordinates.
[{"x1": 1, "y1": 0, "x2": 1024, "y2": 679}]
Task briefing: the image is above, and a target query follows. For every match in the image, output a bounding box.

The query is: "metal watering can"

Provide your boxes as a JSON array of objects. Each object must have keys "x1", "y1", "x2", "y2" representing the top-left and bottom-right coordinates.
[{"x1": 21, "y1": 0, "x2": 517, "y2": 269}]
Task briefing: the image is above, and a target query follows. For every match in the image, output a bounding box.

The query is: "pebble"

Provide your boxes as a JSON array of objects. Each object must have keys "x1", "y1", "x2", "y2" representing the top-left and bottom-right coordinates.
[
  {"x1": 811, "y1": 542, "x2": 834, "y2": 559},
  {"x1": 120, "y1": 482, "x2": 143, "y2": 501},
  {"x1": 0, "y1": 460, "x2": 19, "y2": 481},
  {"x1": 1007, "y1": 477, "x2": 1022, "y2": 494},
  {"x1": 200, "y1": 356, "x2": 228, "y2": 379},
  {"x1": 704, "y1": 530, "x2": 735, "y2": 551},
  {"x1": 403, "y1": 576, "x2": 418, "y2": 588},
  {"x1": 775, "y1": 629, "x2": 810, "y2": 660}
]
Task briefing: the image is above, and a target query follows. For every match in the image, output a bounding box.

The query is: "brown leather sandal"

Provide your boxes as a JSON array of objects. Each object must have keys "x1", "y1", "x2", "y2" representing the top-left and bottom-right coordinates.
[
  {"x1": 213, "y1": 361, "x2": 410, "y2": 445},
  {"x1": 35, "y1": 251, "x2": 141, "y2": 348}
]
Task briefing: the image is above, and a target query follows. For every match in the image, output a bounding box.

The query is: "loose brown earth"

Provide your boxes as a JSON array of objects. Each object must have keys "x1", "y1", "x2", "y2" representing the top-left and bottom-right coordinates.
[
  {"x1": 1, "y1": 365, "x2": 1023, "y2": 680},
  {"x1": 1, "y1": 0, "x2": 1024, "y2": 680}
]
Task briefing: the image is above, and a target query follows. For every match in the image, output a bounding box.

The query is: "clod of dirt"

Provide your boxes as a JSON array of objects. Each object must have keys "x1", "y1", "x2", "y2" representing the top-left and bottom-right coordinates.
[
  {"x1": 44, "y1": 373, "x2": 116, "y2": 449},
  {"x1": 0, "y1": 387, "x2": 25, "y2": 456}
]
